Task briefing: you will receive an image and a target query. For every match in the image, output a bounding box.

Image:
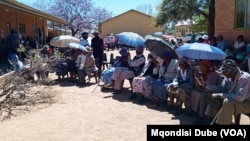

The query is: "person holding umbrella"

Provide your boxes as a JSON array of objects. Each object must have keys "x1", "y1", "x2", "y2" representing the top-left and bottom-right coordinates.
[{"x1": 149, "y1": 51, "x2": 178, "y2": 107}]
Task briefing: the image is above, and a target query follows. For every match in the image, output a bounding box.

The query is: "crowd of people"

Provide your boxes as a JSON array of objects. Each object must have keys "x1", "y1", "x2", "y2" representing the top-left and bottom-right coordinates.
[
  {"x1": 1, "y1": 29, "x2": 250, "y2": 125},
  {"x1": 99, "y1": 33, "x2": 250, "y2": 125}
]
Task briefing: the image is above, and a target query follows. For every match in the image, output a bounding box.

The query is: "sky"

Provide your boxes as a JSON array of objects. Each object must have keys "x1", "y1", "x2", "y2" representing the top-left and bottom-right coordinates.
[{"x1": 16, "y1": 0, "x2": 161, "y2": 16}]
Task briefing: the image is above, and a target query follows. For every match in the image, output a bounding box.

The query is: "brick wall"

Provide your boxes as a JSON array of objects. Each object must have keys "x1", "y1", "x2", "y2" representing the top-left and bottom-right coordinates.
[
  {"x1": 0, "y1": 6, "x2": 47, "y2": 40},
  {"x1": 215, "y1": 0, "x2": 250, "y2": 48}
]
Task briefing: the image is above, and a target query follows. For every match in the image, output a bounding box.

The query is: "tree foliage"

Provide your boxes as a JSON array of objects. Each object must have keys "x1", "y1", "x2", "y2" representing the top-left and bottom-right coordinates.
[
  {"x1": 33, "y1": 0, "x2": 113, "y2": 36},
  {"x1": 156, "y1": 0, "x2": 215, "y2": 38}
]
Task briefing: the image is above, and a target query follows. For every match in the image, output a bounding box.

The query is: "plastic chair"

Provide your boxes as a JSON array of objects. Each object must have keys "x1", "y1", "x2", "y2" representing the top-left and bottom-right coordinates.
[
  {"x1": 102, "y1": 53, "x2": 114, "y2": 70},
  {"x1": 86, "y1": 58, "x2": 101, "y2": 83}
]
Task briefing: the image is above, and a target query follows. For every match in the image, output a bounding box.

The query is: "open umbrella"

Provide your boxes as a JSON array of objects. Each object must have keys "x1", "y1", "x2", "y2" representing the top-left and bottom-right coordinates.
[
  {"x1": 116, "y1": 32, "x2": 145, "y2": 48},
  {"x1": 175, "y1": 43, "x2": 227, "y2": 60},
  {"x1": 50, "y1": 35, "x2": 80, "y2": 47},
  {"x1": 65, "y1": 42, "x2": 87, "y2": 51},
  {"x1": 152, "y1": 32, "x2": 164, "y2": 37},
  {"x1": 145, "y1": 36, "x2": 178, "y2": 59}
]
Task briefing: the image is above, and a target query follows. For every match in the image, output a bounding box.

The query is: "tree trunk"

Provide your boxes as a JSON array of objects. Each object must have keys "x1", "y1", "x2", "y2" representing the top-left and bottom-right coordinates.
[{"x1": 207, "y1": 0, "x2": 215, "y2": 40}]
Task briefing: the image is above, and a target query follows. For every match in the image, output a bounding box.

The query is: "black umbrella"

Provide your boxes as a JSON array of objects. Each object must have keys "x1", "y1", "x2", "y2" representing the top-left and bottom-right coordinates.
[{"x1": 145, "y1": 37, "x2": 178, "y2": 59}]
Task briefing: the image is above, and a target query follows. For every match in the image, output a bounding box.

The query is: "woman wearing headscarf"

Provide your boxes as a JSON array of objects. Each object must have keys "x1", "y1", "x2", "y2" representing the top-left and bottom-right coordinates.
[
  {"x1": 100, "y1": 47, "x2": 129, "y2": 88},
  {"x1": 149, "y1": 51, "x2": 178, "y2": 106},
  {"x1": 130, "y1": 52, "x2": 159, "y2": 103},
  {"x1": 166, "y1": 57, "x2": 195, "y2": 114},
  {"x1": 190, "y1": 60, "x2": 222, "y2": 124}
]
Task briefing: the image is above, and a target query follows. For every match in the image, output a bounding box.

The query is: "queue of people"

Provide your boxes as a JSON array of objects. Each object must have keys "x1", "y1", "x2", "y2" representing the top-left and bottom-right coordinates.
[{"x1": 98, "y1": 33, "x2": 250, "y2": 125}]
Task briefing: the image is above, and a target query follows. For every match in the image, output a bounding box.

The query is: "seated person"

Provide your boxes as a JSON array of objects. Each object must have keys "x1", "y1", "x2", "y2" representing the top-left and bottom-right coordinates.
[
  {"x1": 149, "y1": 51, "x2": 178, "y2": 106},
  {"x1": 84, "y1": 47, "x2": 98, "y2": 82},
  {"x1": 111, "y1": 45, "x2": 145, "y2": 94},
  {"x1": 8, "y1": 53, "x2": 23, "y2": 72},
  {"x1": 166, "y1": 57, "x2": 195, "y2": 114},
  {"x1": 101, "y1": 47, "x2": 129, "y2": 88},
  {"x1": 190, "y1": 60, "x2": 222, "y2": 124},
  {"x1": 64, "y1": 48, "x2": 77, "y2": 82},
  {"x1": 209, "y1": 59, "x2": 250, "y2": 125},
  {"x1": 130, "y1": 52, "x2": 159, "y2": 103}
]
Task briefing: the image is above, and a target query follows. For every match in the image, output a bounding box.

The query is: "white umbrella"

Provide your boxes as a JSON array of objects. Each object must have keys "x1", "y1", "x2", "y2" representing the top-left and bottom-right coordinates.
[
  {"x1": 50, "y1": 35, "x2": 80, "y2": 47},
  {"x1": 175, "y1": 43, "x2": 227, "y2": 60}
]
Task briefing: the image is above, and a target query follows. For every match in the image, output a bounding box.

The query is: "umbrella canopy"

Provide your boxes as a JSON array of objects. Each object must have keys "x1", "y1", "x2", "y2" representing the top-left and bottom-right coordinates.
[
  {"x1": 145, "y1": 37, "x2": 178, "y2": 59},
  {"x1": 50, "y1": 35, "x2": 80, "y2": 47},
  {"x1": 175, "y1": 43, "x2": 227, "y2": 60},
  {"x1": 116, "y1": 32, "x2": 145, "y2": 48},
  {"x1": 152, "y1": 32, "x2": 164, "y2": 37},
  {"x1": 65, "y1": 42, "x2": 87, "y2": 51}
]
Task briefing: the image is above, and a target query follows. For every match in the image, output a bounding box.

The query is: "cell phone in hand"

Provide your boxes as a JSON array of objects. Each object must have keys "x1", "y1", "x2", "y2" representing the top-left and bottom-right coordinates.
[{"x1": 198, "y1": 72, "x2": 202, "y2": 78}]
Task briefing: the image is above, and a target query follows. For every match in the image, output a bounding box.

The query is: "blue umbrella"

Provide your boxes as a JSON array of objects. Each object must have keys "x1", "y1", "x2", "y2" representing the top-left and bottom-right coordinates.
[
  {"x1": 175, "y1": 43, "x2": 227, "y2": 60},
  {"x1": 116, "y1": 32, "x2": 145, "y2": 48},
  {"x1": 66, "y1": 42, "x2": 87, "y2": 51}
]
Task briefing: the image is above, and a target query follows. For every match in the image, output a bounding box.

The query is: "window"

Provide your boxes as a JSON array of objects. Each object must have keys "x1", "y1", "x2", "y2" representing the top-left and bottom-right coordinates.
[
  {"x1": 235, "y1": 0, "x2": 250, "y2": 28},
  {"x1": 19, "y1": 23, "x2": 25, "y2": 33},
  {"x1": 6, "y1": 22, "x2": 11, "y2": 34}
]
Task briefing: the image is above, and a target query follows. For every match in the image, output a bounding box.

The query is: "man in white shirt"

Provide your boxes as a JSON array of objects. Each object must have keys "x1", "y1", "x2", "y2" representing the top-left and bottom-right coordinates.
[
  {"x1": 80, "y1": 32, "x2": 89, "y2": 47},
  {"x1": 75, "y1": 49, "x2": 87, "y2": 86}
]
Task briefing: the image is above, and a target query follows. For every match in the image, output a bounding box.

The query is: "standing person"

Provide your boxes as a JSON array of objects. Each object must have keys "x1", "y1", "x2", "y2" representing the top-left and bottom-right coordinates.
[
  {"x1": 75, "y1": 49, "x2": 87, "y2": 86},
  {"x1": 91, "y1": 31, "x2": 104, "y2": 70},
  {"x1": 211, "y1": 59, "x2": 250, "y2": 125},
  {"x1": 80, "y1": 32, "x2": 89, "y2": 46},
  {"x1": 6, "y1": 29, "x2": 19, "y2": 54}
]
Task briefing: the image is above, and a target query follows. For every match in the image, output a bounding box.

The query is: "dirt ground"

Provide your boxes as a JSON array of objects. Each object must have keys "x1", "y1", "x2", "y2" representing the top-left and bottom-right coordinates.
[{"x1": 0, "y1": 49, "x2": 249, "y2": 141}]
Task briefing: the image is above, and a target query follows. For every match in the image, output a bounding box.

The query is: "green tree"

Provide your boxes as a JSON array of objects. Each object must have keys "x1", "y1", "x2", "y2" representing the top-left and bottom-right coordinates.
[{"x1": 155, "y1": 0, "x2": 215, "y2": 39}]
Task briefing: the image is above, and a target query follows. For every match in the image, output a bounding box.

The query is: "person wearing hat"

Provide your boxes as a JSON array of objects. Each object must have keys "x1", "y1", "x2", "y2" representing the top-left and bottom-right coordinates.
[
  {"x1": 91, "y1": 31, "x2": 104, "y2": 70},
  {"x1": 148, "y1": 51, "x2": 178, "y2": 106},
  {"x1": 111, "y1": 45, "x2": 145, "y2": 94},
  {"x1": 203, "y1": 59, "x2": 250, "y2": 125},
  {"x1": 100, "y1": 47, "x2": 129, "y2": 89},
  {"x1": 166, "y1": 57, "x2": 195, "y2": 114},
  {"x1": 80, "y1": 32, "x2": 89, "y2": 47}
]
